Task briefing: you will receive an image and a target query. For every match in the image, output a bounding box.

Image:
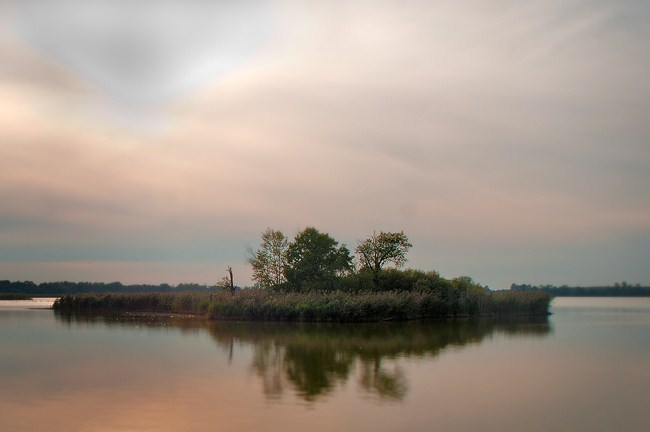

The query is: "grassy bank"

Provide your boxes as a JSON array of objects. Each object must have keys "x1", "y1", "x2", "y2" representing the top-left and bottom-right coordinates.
[{"x1": 52, "y1": 288, "x2": 551, "y2": 321}]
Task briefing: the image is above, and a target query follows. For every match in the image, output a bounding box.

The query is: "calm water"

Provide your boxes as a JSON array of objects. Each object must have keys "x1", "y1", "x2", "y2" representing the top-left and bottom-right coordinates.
[{"x1": 1, "y1": 297, "x2": 649, "y2": 432}]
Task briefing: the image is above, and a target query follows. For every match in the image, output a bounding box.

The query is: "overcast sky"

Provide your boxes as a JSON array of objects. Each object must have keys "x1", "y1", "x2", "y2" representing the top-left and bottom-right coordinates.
[{"x1": 1, "y1": 0, "x2": 648, "y2": 288}]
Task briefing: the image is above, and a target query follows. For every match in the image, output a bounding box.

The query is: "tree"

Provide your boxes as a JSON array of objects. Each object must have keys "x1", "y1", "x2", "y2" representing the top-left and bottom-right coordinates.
[
  {"x1": 248, "y1": 228, "x2": 289, "y2": 289},
  {"x1": 217, "y1": 266, "x2": 236, "y2": 295},
  {"x1": 355, "y1": 231, "x2": 412, "y2": 287},
  {"x1": 285, "y1": 227, "x2": 352, "y2": 289}
]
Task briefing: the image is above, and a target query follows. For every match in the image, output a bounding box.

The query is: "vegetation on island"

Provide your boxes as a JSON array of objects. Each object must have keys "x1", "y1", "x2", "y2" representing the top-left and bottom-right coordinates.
[
  {"x1": 52, "y1": 227, "x2": 552, "y2": 321},
  {"x1": 248, "y1": 227, "x2": 414, "y2": 292},
  {"x1": 53, "y1": 287, "x2": 550, "y2": 321}
]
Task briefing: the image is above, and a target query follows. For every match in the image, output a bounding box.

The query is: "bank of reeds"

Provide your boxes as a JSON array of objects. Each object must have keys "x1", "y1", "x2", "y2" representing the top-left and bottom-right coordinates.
[
  {"x1": 52, "y1": 292, "x2": 209, "y2": 315},
  {"x1": 52, "y1": 288, "x2": 551, "y2": 321}
]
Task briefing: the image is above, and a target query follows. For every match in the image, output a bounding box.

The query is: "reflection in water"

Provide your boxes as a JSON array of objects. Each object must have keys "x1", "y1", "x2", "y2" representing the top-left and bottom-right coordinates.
[
  {"x1": 359, "y1": 358, "x2": 407, "y2": 400},
  {"x1": 54, "y1": 311, "x2": 551, "y2": 402},
  {"x1": 208, "y1": 320, "x2": 551, "y2": 402}
]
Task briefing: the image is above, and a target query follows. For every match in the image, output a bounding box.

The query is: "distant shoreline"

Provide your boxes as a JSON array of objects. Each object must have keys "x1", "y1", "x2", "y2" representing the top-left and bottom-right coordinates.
[
  {"x1": 511, "y1": 283, "x2": 650, "y2": 297},
  {"x1": 0, "y1": 293, "x2": 32, "y2": 300}
]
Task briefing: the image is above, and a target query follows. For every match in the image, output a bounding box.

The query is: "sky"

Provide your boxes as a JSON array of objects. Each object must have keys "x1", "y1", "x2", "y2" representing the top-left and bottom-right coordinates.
[{"x1": 0, "y1": 0, "x2": 648, "y2": 289}]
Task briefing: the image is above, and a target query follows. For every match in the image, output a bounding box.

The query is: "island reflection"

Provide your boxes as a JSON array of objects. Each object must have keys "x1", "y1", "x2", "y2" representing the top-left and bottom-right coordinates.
[{"x1": 55, "y1": 312, "x2": 551, "y2": 402}]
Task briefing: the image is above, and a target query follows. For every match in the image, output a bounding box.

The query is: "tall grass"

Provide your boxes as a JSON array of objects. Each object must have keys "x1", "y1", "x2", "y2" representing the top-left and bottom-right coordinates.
[
  {"x1": 52, "y1": 292, "x2": 210, "y2": 315},
  {"x1": 53, "y1": 288, "x2": 551, "y2": 321}
]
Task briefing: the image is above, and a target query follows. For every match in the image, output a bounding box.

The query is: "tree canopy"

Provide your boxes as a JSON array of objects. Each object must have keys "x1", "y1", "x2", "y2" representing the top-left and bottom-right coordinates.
[
  {"x1": 356, "y1": 231, "x2": 412, "y2": 285},
  {"x1": 248, "y1": 228, "x2": 289, "y2": 289},
  {"x1": 247, "y1": 227, "x2": 416, "y2": 292},
  {"x1": 284, "y1": 227, "x2": 352, "y2": 289}
]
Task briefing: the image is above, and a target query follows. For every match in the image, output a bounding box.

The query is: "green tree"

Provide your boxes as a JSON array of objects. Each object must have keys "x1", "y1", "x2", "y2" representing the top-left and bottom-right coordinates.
[
  {"x1": 248, "y1": 228, "x2": 289, "y2": 289},
  {"x1": 356, "y1": 231, "x2": 412, "y2": 287},
  {"x1": 285, "y1": 227, "x2": 352, "y2": 289}
]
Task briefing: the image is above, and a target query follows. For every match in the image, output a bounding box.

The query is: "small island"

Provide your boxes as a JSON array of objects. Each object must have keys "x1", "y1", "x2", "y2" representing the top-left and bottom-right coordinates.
[
  {"x1": 47, "y1": 228, "x2": 551, "y2": 321},
  {"x1": 52, "y1": 287, "x2": 551, "y2": 322}
]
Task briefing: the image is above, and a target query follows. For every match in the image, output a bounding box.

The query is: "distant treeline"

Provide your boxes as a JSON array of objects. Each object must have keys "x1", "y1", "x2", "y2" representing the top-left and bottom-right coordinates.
[
  {"x1": 0, "y1": 293, "x2": 32, "y2": 300},
  {"x1": 511, "y1": 282, "x2": 650, "y2": 297},
  {"x1": 0, "y1": 280, "x2": 214, "y2": 296}
]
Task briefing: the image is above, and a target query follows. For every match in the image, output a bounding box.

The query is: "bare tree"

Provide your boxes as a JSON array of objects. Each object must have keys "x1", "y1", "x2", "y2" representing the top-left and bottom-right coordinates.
[{"x1": 218, "y1": 266, "x2": 235, "y2": 295}]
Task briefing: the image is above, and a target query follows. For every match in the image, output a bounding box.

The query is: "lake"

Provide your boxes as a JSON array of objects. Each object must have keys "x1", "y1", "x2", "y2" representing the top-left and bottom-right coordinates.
[{"x1": 1, "y1": 297, "x2": 649, "y2": 431}]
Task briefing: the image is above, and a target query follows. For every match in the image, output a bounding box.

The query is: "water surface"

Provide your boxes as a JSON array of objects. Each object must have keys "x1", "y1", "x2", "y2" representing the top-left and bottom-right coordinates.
[{"x1": 1, "y1": 297, "x2": 649, "y2": 431}]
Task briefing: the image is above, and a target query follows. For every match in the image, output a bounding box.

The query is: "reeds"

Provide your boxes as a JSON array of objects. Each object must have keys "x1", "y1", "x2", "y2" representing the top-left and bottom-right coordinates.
[
  {"x1": 52, "y1": 292, "x2": 210, "y2": 314},
  {"x1": 53, "y1": 288, "x2": 551, "y2": 321}
]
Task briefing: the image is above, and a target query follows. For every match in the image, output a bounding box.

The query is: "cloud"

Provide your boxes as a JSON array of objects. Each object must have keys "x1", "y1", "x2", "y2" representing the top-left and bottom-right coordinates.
[
  {"x1": 0, "y1": 0, "x2": 648, "y2": 287},
  {"x1": 12, "y1": 0, "x2": 274, "y2": 106}
]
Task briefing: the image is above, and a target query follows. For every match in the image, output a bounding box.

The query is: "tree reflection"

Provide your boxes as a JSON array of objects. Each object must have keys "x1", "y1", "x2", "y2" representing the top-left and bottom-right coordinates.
[
  {"x1": 284, "y1": 345, "x2": 354, "y2": 400},
  {"x1": 54, "y1": 311, "x2": 551, "y2": 403},
  {"x1": 358, "y1": 357, "x2": 407, "y2": 400},
  {"x1": 205, "y1": 318, "x2": 551, "y2": 403},
  {"x1": 251, "y1": 340, "x2": 284, "y2": 399}
]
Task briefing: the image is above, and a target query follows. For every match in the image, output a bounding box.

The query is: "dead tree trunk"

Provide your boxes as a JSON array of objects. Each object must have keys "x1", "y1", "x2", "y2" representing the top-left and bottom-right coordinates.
[{"x1": 227, "y1": 266, "x2": 235, "y2": 295}]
